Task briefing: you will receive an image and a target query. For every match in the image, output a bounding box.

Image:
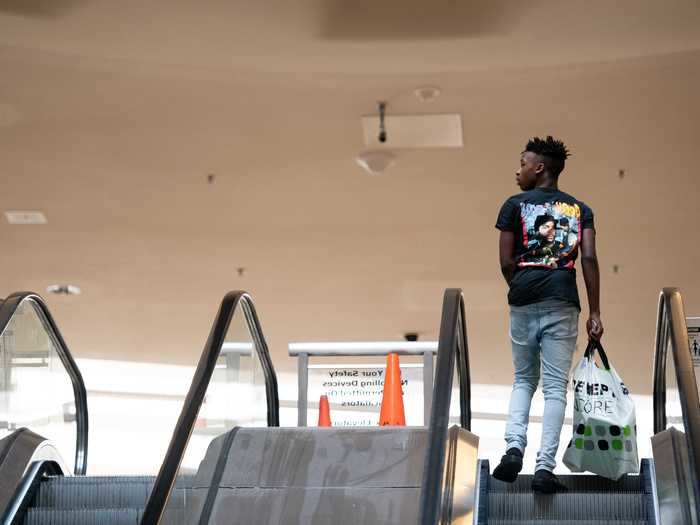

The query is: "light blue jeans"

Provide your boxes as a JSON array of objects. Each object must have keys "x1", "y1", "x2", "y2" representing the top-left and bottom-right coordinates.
[{"x1": 505, "y1": 299, "x2": 579, "y2": 472}]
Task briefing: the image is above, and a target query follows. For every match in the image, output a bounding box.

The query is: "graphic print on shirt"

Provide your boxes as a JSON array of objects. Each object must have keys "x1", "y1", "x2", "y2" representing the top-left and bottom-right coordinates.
[{"x1": 519, "y1": 201, "x2": 582, "y2": 269}]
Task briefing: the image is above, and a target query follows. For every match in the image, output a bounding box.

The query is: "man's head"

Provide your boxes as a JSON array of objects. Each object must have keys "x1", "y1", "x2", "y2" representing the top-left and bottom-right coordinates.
[
  {"x1": 559, "y1": 217, "x2": 570, "y2": 231},
  {"x1": 516, "y1": 136, "x2": 571, "y2": 190},
  {"x1": 534, "y1": 214, "x2": 556, "y2": 242}
]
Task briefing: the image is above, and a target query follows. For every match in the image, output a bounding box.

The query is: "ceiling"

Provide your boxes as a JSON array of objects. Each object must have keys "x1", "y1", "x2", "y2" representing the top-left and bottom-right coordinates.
[{"x1": 1, "y1": 0, "x2": 700, "y2": 394}]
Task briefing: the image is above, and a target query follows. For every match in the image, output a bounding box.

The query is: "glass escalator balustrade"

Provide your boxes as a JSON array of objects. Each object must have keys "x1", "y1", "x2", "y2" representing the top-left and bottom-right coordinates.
[
  {"x1": 161, "y1": 301, "x2": 269, "y2": 524},
  {"x1": 0, "y1": 298, "x2": 78, "y2": 471}
]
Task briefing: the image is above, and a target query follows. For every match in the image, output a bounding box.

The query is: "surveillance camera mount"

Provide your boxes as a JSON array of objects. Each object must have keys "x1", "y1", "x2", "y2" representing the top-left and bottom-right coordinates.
[{"x1": 378, "y1": 101, "x2": 387, "y2": 143}]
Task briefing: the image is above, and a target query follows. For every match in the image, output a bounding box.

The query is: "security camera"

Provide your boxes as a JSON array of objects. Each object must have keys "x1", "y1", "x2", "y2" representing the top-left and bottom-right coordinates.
[{"x1": 378, "y1": 130, "x2": 387, "y2": 143}]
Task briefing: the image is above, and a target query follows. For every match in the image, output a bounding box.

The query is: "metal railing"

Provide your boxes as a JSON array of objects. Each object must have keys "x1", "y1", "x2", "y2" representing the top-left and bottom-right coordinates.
[
  {"x1": 0, "y1": 292, "x2": 88, "y2": 475},
  {"x1": 653, "y1": 287, "x2": 700, "y2": 518},
  {"x1": 289, "y1": 341, "x2": 438, "y2": 426},
  {"x1": 419, "y1": 288, "x2": 471, "y2": 525},
  {"x1": 141, "y1": 291, "x2": 279, "y2": 525}
]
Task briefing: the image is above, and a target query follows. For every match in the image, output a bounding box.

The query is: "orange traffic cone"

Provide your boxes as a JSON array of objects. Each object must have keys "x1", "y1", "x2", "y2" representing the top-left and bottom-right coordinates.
[
  {"x1": 379, "y1": 352, "x2": 406, "y2": 426},
  {"x1": 318, "y1": 395, "x2": 332, "y2": 427}
]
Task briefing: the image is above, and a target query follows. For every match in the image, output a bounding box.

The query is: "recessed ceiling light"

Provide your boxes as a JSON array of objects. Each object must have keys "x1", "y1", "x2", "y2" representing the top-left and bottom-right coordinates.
[
  {"x1": 414, "y1": 86, "x2": 441, "y2": 103},
  {"x1": 5, "y1": 211, "x2": 47, "y2": 225},
  {"x1": 47, "y1": 284, "x2": 81, "y2": 296}
]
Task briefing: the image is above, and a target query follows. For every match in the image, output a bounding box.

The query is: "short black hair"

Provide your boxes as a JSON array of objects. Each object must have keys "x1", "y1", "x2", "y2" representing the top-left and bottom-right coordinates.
[{"x1": 525, "y1": 135, "x2": 570, "y2": 177}]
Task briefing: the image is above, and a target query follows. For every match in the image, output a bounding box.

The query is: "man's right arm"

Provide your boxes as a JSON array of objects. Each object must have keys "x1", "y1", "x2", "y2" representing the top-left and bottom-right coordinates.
[{"x1": 499, "y1": 230, "x2": 516, "y2": 285}]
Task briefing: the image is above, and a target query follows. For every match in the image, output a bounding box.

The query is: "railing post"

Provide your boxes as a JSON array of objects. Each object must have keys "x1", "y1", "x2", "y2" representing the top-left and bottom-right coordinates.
[
  {"x1": 298, "y1": 352, "x2": 308, "y2": 427},
  {"x1": 423, "y1": 350, "x2": 433, "y2": 425}
]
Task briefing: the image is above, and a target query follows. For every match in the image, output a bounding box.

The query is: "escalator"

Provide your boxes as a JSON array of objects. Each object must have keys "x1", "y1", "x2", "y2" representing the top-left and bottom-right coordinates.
[
  {"x1": 142, "y1": 290, "x2": 474, "y2": 525},
  {"x1": 0, "y1": 289, "x2": 473, "y2": 524},
  {"x1": 1, "y1": 288, "x2": 699, "y2": 523},
  {"x1": 0, "y1": 293, "x2": 158, "y2": 524},
  {"x1": 471, "y1": 288, "x2": 698, "y2": 525},
  {"x1": 21, "y1": 473, "x2": 153, "y2": 524}
]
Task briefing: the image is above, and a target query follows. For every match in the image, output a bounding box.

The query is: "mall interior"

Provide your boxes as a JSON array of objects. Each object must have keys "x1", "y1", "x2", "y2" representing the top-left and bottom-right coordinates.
[{"x1": 1, "y1": 1, "x2": 700, "y2": 524}]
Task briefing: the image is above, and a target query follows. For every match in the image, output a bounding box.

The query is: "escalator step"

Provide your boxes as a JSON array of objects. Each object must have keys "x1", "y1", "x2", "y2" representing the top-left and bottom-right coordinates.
[
  {"x1": 488, "y1": 492, "x2": 647, "y2": 521},
  {"x1": 24, "y1": 508, "x2": 142, "y2": 525},
  {"x1": 488, "y1": 521, "x2": 649, "y2": 525},
  {"x1": 489, "y1": 474, "x2": 643, "y2": 493},
  {"x1": 34, "y1": 477, "x2": 154, "y2": 509},
  {"x1": 39, "y1": 476, "x2": 155, "y2": 484}
]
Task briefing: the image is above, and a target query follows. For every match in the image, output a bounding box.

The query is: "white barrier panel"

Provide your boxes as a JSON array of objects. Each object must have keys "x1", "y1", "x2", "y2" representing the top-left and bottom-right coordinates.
[{"x1": 307, "y1": 363, "x2": 425, "y2": 426}]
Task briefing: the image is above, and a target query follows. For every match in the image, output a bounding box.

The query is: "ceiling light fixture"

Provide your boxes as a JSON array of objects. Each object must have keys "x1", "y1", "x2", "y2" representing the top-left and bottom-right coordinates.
[
  {"x1": 355, "y1": 149, "x2": 396, "y2": 176},
  {"x1": 47, "y1": 284, "x2": 81, "y2": 296}
]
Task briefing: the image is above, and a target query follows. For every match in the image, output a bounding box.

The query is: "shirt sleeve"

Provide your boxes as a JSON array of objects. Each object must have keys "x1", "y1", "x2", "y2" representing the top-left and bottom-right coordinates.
[
  {"x1": 581, "y1": 203, "x2": 595, "y2": 231},
  {"x1": 495, "y1": 197, "x2": 518, "y2": 232}
]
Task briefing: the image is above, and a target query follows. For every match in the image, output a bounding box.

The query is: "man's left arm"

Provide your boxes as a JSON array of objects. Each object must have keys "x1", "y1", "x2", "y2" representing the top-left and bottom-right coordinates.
[
  {"x1": 581, "y1": 228, "x2": 603, "y2": 340},
  {"x1": 499, "y1": 231, "x2": 516, "y2": 285}
]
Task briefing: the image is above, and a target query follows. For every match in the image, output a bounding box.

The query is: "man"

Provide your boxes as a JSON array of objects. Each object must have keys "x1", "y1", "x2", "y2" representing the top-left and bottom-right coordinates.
[{"x1": 493, "y1": 136, "x2": 603, "y2": 494}]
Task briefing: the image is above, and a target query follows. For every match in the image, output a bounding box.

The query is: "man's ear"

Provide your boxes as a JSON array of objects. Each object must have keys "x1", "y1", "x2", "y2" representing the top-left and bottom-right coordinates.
[{"x1": 535, "y1": 162, "x2": 545, "y2": 175}]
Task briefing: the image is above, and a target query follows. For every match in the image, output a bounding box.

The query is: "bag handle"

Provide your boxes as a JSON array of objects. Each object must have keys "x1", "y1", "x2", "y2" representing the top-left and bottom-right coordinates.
[{"x1": 584, "y1": 339, "x2": 610, "y2": 370}]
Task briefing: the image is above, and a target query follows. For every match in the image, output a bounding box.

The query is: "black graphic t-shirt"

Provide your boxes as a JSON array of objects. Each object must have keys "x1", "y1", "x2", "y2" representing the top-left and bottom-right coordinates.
[{"x1": 495, "y1": 187, "x2": 595, "y2": 309}]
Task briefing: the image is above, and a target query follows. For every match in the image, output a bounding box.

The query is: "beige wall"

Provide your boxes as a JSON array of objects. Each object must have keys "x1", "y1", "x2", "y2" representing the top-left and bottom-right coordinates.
[{"x1": 2, "y1": 3, "x2": 700, "y2": 396}]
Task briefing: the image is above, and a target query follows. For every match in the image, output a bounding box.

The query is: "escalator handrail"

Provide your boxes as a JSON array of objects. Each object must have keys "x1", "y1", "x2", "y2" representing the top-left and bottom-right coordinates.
[
  {"x1": 141, "y1": 291, "x2": 279, "y2": 525},
  {"x1": 0, "y1": 428, "x2": 71, "y2": 525},
  {"x1": 419, "y1": 288, "x2": 471, "y2": 525},
  {"x1": 0, "y1": 292, "x2": 88, "y2": 475},
  {"x1": 652, "y1": 287, "x2": 700, "y2": 504}
]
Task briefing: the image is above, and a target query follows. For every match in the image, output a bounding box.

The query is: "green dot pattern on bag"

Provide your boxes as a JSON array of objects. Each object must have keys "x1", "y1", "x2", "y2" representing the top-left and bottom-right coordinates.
[{"x1": 572, "y1": 422, "x2": 636, "y2": 455}]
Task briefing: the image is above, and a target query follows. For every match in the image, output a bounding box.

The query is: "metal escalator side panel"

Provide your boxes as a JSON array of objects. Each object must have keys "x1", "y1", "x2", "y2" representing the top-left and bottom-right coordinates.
[
  {"x1": 651, "y1": 427, "x2": 698, "y2": 525},
  {"x1": 439, "y1": 426, "x2": 479, "y2": 525},
  {"x1": 640, "y1": 458, "x2": 661, "y2": 525},
  {"x1": 177, "y1": 427, "x2": 433, "y2": 524},
  {"x1": 471, "y1": 460, "x2": 489, "y2": 525},
  {"x1": 0, "y1": 428, "x2": 70, "y2": 525}
]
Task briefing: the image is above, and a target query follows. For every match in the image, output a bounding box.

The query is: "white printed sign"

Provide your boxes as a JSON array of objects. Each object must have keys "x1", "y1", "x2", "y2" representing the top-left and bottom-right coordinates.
[
  {"x1": 308, "y1": 364, "x2": 425, "y2": 427},
  {"x1": 688, "y1": 317, "x2": 700, "y2": 367}
]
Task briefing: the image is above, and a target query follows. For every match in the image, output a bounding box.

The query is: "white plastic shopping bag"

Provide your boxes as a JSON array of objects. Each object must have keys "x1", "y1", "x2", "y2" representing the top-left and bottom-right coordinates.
[{"x1": 563, "y1": 340, "x2": 639, "y2": 480}]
